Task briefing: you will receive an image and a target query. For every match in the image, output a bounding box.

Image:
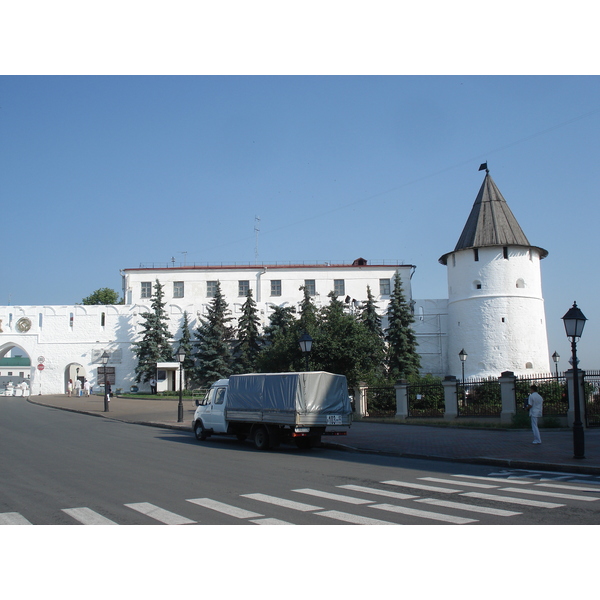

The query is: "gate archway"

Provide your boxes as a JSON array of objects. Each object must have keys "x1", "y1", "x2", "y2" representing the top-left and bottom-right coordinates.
[
  {"x1": 0, "y1": 342, "x2": 33, "y2": 396},
  {"x1": 65, "y1": 363, "x2": 87, "y2": 396}
]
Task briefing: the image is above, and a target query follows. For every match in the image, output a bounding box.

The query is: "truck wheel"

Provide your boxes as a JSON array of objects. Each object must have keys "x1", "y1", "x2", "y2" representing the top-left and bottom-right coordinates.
[
  {"x1": 253, "y1": 426, "x2": 271, "y2": 450},
  {"x1": 194, "y1": 420, "x2": 208, "y2": 441}
]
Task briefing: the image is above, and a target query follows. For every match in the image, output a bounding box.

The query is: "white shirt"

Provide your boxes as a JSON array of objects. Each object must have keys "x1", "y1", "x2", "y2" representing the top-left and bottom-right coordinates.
[{"x1": 528, "y1": 392, "x2": 543, "y2": 417}]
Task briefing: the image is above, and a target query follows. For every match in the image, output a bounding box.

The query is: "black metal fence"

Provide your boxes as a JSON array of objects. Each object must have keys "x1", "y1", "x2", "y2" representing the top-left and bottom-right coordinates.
[
  {"x1": 407, "y1": 381, "x2": 445, "y2": 418},
  {"x1": 516, "y1": 374, "x2": 568, "y2": 417},
  {"x1": 585, "y1": 370, "x2": 600, "y2": 428},
  {"x1": 365, "y1": 386, "x2": 396, "y2": 417},
  {"x1": 457, "y1": 378, "x2": 501, "y2": 417}
]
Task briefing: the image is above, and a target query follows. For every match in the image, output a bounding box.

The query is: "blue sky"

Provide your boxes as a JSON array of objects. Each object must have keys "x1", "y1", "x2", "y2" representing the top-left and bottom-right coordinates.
[{"x1": 2, "y1": 75, "x2": 600, "y2": 368}]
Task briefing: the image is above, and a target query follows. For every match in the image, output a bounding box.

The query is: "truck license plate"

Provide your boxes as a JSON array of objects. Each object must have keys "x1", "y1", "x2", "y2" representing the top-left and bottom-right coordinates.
[{"x1": 326, "y1": 414, "x2": 342, "y2": 425}]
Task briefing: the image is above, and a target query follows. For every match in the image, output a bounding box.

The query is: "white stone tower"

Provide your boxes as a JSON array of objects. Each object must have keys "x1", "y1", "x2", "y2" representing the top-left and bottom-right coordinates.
[{"x1": 439, "y1": 169, "x2": 550, "y2": 379}]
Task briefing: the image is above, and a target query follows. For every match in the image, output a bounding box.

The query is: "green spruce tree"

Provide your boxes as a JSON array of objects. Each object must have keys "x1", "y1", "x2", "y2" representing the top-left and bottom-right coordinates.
[
  {"x1": 175, "y1": 310, "x2": 195, "y2": 388},
  {"x1": 233, "y1": 289, "x2": 262, "y2": 373},
  {"x1": 132, "y1": 279, "x2": 173, "y2": 383},
  {"x1": 192, "y1": 281, "x2": 234, "y2": 386},
  {"x1": 255, "y1": 305, "x2": 299, "y2": 373},
  {"x1": 385, "y1": 272, "x2": 421, "y2": 380}
]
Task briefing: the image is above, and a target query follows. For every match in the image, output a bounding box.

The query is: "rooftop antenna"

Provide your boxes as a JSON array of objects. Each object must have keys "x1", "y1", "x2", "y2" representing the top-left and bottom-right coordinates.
[
  {"x1": 171, "y1": 256, "x2": 175, "y2": 267},
  {"x1": 254, "y1": 215, "x2": 260, "y2": 261},
  {"x1": 179, "y1": 251, "x2": 188, "y2": 266}
]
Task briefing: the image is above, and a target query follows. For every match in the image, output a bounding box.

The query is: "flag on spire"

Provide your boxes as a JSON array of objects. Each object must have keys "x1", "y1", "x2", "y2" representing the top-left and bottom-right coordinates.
[{"x1": 478, "y1": 162, "x2": 488, "y2": 172}]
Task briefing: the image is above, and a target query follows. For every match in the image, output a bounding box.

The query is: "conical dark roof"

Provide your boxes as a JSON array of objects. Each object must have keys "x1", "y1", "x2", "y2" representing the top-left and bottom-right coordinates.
[{"x1": 439, "y1": 173, "x2": 547, "y2": 264}]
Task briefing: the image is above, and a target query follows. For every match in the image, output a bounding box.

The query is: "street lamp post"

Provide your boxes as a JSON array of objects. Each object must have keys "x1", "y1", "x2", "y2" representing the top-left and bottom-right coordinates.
[
  {"x1": 458, "y1": 349, "x2": 467, "y2": 405},
  {"x1": 101, "y1": 351, "x2": 110, "y2": 413},
  {"x1": 562, "y1": 302, "x2": 587, "y2": 459},
  {"x1": 458, "y1": 349, "x2": 467, "y2": 385},
  {"x1": 552, "y1": 351, "x2": 560, "y2": 382},
  {"x1": 177, "y1": 346, "x2": 185, "y2": 423},
  {"x1": 298, "y1": 332, "x2": 313, "y2": 372}
]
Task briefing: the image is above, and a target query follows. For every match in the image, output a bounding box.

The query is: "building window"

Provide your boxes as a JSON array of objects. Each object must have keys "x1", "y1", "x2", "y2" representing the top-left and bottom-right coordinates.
[
  {"x1": 474, "y1": 280, "x2": 482, "y2": 290},
  {"x1": 174, "y1": 281, "x2": 184, "y2": 298},
  {"x1": 474, "y1": 248, "x2": 479, "y2": 261},
  {"x1": 516, "y1": 278, "x2": 525, "y2": 289},
  {"x1": 101, "y1": 312, "x2": 106, "y2": 327},
  {"x1": 141, "y1": 282, "x2": 152, "y2": 298},
  {"x1": 503, "y1": 246, "x2": 509, "y2": 259},
  {"x1": 379, "y1": 279, "x2": 391, "y2": 296},
  {"x1": 207, "y1": 281, "x2": 218, "y2": 298},
  {"x1": 69, "y1": 313, "x2": 74, "y2": 328},
  {"x1": 334, "y1": 279, "x2": 345, "y2": 296},
  {"x1": 270, "y1": 280, "x2": 282, "y2": 296},
  {"x1": 452, "y1": 254, "x2": 456, "y2": 267},
  {"x1": 304, "y1": 280, "x2": 316, "y2": 296},
  {"x1": 238, "y1": 280, "x2": 250, "y2": 297}
]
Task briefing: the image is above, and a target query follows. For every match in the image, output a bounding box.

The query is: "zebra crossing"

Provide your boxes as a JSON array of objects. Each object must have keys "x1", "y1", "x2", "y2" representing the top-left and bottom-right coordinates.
[{"x1": 2, "y1": 471, "x2": 599, "y2": 525}]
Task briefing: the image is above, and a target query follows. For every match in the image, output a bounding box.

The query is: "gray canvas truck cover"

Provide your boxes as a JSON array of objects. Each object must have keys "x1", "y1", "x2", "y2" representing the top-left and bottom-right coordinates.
[{"x1": 226, "y1": 372, "x2": 351, "y2": 415}]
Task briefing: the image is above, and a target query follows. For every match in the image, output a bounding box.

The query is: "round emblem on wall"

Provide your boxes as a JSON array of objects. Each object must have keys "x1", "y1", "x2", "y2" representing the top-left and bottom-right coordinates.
[{"x1": 16, "y1": 317, "x2": 32, "y2": 333}]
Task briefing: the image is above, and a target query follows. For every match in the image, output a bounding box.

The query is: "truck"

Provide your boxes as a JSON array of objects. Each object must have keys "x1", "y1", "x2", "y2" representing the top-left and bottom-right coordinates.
[{"x1": 192, "y1": 371, "x2": 352, "y2": 450}]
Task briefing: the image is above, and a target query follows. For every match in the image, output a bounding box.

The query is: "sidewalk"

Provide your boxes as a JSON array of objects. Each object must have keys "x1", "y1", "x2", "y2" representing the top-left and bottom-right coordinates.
[{"x1": 28, "y1": 394, "x2": 600, "y2": 475}]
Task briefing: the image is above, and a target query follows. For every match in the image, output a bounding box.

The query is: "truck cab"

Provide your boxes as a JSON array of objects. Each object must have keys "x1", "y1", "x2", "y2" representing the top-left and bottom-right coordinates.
[{"x1": 193, "y1": 379, "x2": 228, "y2": 437}]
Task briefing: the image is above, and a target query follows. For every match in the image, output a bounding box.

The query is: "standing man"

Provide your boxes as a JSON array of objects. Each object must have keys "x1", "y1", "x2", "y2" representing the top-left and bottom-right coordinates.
[
  {"x1": 150, "y1": 377, "x2": 157, "y2": 394},
  {"x1": 527, "y1": 385, "x2": 544, "y2": 444}
]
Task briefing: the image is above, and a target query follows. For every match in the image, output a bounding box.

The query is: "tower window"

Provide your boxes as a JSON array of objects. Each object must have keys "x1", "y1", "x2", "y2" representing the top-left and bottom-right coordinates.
[
  {"x1": 473, "y1": 280, "x2": 482, "y2": 290},
  {"x1": 516, "y1": 279, "x2": 525, "y2": 289},
  {"x1": 503, "y1": 247, "x2": 509, "y2": 259},
  {"x1": 473, "y1": 248, "x2": 479, "y2": 261}
]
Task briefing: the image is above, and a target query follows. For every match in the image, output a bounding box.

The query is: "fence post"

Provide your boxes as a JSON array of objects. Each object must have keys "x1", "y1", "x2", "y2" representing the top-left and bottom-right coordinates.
[
  {"x1": 499, "y1": 371, "x2": 516, "y2": 424},
  {"x1": 443, "y1": 376, "x2": 458, "y2": 420},
  {"x1": 354, "y1": 382, "x2": 368, "y2": 418},
  {"x1": 566, "y1": 369, "x2": 587, "y2": 428},
  {"x1": 394, "y1": 379, "x2": 409, "y2": 420}
]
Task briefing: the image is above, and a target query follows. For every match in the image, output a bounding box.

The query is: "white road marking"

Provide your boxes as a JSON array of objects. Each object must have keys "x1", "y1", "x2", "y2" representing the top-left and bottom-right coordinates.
[
  {"x1": 249, "y1": 518, "x2": 294, "y2": 525},
  {"x1": 316, "y1": 510, "x2": 396, "y2": 525},
  {"x1": 124, "y1": 502, "x2": 196, "y2": 524},
  {"x1": 500, "y1": 487, "x2": 599, "y2": 502},
  {"x1": 337, "y1": 484, "x2": 419, "y2": 500},
  {"x1": 535, "y1": 482, "x2": 600, "y2": 492},
  {"x1": 461, "y1": 492, "x2": 564, "y2": 508},
  {"x1": 62, "y1": 507, "x2": 118, "y2": 525},
  {"x1": 452, "y1": 474, "x2": 531, "y2": 485},
  {"x1": 370, "y1": 503, "x2": 477, "y2": 524},
  {"x1": 187, "y1": 498, "x2": 264, "y2": 519},
  {"x1": 420, "y1": 477, "x2": 498, "y2": 489},
  {"x1": 415, "y1": 498, "x2": 522, "y2": 517},
  {"x1": 241, "y1": 493, "x2": 322, "y2": 512},
  {"x1": 0, "y1": 512, "x2": 32, "y2": 525},
  {"x1": 381, "y1": 480, "x2": 461, "y2": 493},
  {"x1": 292, "y1": 488, "x2": 373, "y2": 504}
]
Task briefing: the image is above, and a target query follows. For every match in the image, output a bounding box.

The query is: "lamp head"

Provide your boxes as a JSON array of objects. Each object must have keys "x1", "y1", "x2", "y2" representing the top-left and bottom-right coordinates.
[{"x1": 562, "y1": 302, "x2": 587, "y2": 340}]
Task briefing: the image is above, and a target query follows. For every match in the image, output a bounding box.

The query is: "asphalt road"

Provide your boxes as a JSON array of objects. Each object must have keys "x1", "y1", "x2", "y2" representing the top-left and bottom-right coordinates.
[{"x1": 2, "y1": 398, "x2": 600, "y2": 526}]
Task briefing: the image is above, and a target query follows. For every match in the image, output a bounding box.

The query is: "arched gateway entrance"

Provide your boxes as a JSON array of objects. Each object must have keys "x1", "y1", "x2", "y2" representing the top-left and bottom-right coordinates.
[{"x1": 0, "y1": 343, "x2": 32, "y2": 396}]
